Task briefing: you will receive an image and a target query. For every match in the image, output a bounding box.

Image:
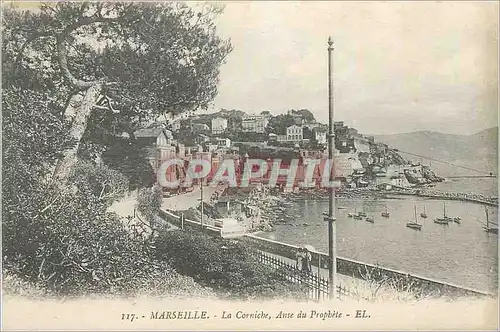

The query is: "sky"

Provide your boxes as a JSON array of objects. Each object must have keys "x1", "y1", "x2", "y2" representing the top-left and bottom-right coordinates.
[
  {"x1": 6, "y1": 1, "x2": 498, "y2": 135},
  {"x1": 210, "y1": 1, "x2": 498, "y2": 135}
]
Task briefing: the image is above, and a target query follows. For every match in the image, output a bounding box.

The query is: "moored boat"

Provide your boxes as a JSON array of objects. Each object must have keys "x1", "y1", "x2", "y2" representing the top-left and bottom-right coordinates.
[
  {"x1": 365, "y1": 216, "x2": 374, "y2": 223},
  {"x1": 482, "y1": 207, "x2": 498, "y2": 234},
  {"x1": 406, "y1": 202, "x2": 423, "y2": 230},
  {"x1": 434, "y1": 202, "x2": 451, "y2": 225},
  {"x1": 406, "y1": 222, "x2": 422, "y2": 230},
  {"x1": 381, "y1": 204, "x2": 390, "y2": 218},
  {"x1": 420, "y1": 205, "x2": 428, "y2": 218}
]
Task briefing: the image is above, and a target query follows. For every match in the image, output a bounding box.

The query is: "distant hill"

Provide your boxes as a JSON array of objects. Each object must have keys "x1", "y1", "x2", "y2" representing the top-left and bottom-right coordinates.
[
  {"x1": 197, "y1": 109, "x2": 247, "y2": 120},
  {"x1": 373, "y1": 127, "x2": 498, "y2": 177}
]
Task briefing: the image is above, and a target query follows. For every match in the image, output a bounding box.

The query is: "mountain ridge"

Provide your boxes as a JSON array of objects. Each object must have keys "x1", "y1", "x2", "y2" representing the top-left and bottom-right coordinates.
[
  {"x1": 369, "y1": 126, "x2": 498, "y2": 138},
  {"x1": 372, "y1": 127, "x2": 498, "y2": 176}
]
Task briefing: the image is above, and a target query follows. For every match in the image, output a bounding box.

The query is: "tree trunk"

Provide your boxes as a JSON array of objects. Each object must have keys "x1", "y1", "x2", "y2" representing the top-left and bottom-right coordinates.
[{"x1": 51, "y1": 83, "x2": 102, "y2": 188}]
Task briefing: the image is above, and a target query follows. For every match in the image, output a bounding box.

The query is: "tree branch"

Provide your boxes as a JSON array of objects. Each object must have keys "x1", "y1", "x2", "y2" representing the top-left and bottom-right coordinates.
[
  {"x1": 15, "y1": 31, "x2": 53, "y2": 64},
  {"x1": 55, "y1": 15, "x2": 118, "y2": 90}
]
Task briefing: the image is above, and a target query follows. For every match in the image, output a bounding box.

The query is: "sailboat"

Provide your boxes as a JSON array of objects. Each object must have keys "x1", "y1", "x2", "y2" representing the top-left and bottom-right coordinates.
[
  {"x1": 365, "y1": 216, "x2": 375, "y2": 223},
  {"x1": 434, "y1": 202, "x2": 452, "y2": 225},
  {"x1": 482, "y1": 207, "x2": 498, "y2": 234},
  {"x1": 406, "y1": 202, "x2": 423, "y2": 230},
  {"x1": 381, "y1": 204, "x2": 390, "y2": 218},
  {"x1": 348, "y1": 207, "x2": 355, "y2": 218},
  {"x1": 358, "y1": 207, "x2": 367, "y2": 217},
  {"x1": 420, "y1": 205, "x2": 428, "y2": 219}
]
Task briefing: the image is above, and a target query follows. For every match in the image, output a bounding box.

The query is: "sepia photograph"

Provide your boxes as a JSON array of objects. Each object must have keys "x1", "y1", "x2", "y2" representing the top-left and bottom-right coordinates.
[{"x1": 1, "y1": 0, "x2": 498, "y2": 330}]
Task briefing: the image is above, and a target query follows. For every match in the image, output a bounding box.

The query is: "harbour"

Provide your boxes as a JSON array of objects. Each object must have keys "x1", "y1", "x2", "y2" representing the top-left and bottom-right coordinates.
[{"x1": 256, "y1": 189, "x2": 498, "y2": 294}]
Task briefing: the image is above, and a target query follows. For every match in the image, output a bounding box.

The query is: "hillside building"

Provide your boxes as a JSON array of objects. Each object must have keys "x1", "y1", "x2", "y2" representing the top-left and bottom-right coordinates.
[{"x1": 211, "y1": 117, "x2": 228, "y2": 134}]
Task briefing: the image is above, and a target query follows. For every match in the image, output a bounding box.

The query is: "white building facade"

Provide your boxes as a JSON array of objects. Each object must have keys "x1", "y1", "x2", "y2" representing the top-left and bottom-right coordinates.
[
  {"x1": 242, "y1": 115, "x2": 269, "y2": 133},
  {"x1": 314, "y1": 128, "x2": 327, "y2": 145},
  {"x1": 286, "y1": 125, "x2": 303, "y2": 142},
  {"x1": 211, "y1": 117, "x2": 228, "y2": 134},
  {"x1": 216, "y1": 137, "x2": 231, "y2": 148}
]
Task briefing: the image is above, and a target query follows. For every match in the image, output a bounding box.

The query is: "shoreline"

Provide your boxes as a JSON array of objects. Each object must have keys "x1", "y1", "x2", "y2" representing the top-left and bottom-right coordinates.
[{"x1": 276, "y1": 187, "x2": 498, "y2": 207}]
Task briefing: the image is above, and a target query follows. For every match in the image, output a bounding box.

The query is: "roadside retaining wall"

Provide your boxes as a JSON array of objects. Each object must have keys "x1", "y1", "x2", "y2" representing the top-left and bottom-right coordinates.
[
  {"x1": 159, "y1": 209, "x2": 222, "y2": 237},
  {"x1": 241, "y1": 234, "x2": 494, "y2": 298},
  {"x1": 159, "y1": 209, "x2": 494, "y2": 298}
]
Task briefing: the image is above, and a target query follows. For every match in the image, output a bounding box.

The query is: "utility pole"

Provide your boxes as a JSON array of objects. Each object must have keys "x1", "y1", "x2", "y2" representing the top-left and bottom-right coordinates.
[{"x1": 324, "y1": 36, "x2": 337, "y2": 300}]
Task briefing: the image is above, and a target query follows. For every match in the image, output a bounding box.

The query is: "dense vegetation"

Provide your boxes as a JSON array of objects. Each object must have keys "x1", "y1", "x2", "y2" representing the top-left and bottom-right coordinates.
[
  {"x1": 155, "y1": 230, "x2": 308, "y2": 301},
  {"x1": 2, "y1": 2, "x2": 306, "y2": 301}
]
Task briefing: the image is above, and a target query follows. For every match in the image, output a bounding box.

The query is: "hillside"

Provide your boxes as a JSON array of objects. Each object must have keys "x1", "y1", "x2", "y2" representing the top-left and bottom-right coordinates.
[{"x1": 373, "y1": 127, "x2": 498, "y2": 177}]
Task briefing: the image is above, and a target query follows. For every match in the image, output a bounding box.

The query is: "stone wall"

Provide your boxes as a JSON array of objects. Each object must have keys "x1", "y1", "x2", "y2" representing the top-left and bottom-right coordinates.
[
  {"x1": 241, "y1": 234, "x2": 493, "y2": 298},
  {"x1": 159, "y1": 209, "x2": 493, "y2": 298},
  {"x1": 159, "y1": 209, "x2": 222, "y2": 237}
]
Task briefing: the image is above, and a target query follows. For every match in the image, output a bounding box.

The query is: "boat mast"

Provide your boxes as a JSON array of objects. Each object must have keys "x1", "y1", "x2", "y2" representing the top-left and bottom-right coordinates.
[
  {"x1": 485, "y1": 206, "x2": 489, "y2": 228},
  {"x1": 443, "y1": 202, "x2": 446, "y2": 217},
  {"x1": 414, "y1": 202, "x2": 417, "y2": 223}
]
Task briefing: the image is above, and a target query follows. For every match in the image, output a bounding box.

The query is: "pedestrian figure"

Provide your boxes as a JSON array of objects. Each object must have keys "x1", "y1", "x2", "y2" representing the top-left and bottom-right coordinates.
[
  {"x1": 295, "y1": 248, "x2": 304, "y2": 271},
  {"x1": 303, "y1": 248, "x2": 312, "y2": 273}
]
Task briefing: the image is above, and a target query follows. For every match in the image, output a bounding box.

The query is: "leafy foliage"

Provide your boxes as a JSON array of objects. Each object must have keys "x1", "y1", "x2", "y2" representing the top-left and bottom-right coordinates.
[
  {"x1": 3, "y1": 2, "x2": 232, "y2": 119},
  {"x1": 266, "y1": 114, "x2": 296, "y2": 135},
  {"x1": 3, "y1": 1, "x2": 233, "y2": 187},
  {"x1": 71, "y1": 161, "x2": 129, "y2": 206},
  {"x1": 289, "y1": 109, "x2": 316, "y2": 122},
  {"x1": 137, "y1": 186, "x2": 163, "y2": 230},
  {"x1": 155, "y1": 230, "x2": 308, "y2": 300},
  {"x1": 3, "y1": 2, "x2": 304, "y2": 301},
  {"x1": 101, "y1": 138, "x2": 156, "y2": 190}
]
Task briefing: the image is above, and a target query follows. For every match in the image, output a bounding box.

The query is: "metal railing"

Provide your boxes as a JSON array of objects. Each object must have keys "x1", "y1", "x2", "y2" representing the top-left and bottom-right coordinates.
[{"x1": 253, "y1": 250, "x2": 350, "y2": 301}]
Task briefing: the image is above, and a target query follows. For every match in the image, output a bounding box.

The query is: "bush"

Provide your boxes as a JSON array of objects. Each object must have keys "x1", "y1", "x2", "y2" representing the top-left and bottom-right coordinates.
[
  {"x1": 154, "y1": 230, "x2": 308, "y2": 300},
  {"x1": 3, "y1": 185, "x2": 215, "y2": 298},
  {"x1": 2, "y1": 268, "x2": 50, "y2": 299},
  {"x1": 71, "y1": 161, "x2": 129, "y2": 206},
  {"x1": 137, "y1": 186, "x2": 163, "y2": 230},
  {"x1": 1, "y1": 87, "x2": 208, "y2": 300},
  {"x1": 101, "y1": 138, "x2": 156, "y2": 191}
]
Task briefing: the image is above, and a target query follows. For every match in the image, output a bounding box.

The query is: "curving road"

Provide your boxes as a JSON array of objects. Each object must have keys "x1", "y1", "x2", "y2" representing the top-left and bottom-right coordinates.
[{"x1": 161, "y1": 185, "x2": 218, "y2": 211}]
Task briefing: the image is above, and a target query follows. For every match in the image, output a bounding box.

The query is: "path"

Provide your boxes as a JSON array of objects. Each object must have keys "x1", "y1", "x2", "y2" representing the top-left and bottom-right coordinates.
[
  {"x1": 161, "y1": 186, "x2": 218, "y2": 211},
  {"x1": 259, "y1": 250, "x2": 418, "y2": 302},
  {"x1": 108, "y1": 192, "x2": 137, "y2": 218},
  {"x1": 108, "y1": 185, "x2": 219, "y2": 218}
]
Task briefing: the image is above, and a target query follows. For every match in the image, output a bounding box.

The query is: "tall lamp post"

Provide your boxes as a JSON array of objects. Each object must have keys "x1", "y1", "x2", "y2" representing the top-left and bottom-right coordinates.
[{"x1": 324, "y1": 36, "x2": 337, "y2": 300}]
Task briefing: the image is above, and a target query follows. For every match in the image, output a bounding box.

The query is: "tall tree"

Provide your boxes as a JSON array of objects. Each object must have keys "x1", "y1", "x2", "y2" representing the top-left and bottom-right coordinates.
[
  {"x1": 3, "y1": 2, "x2": 232, "y2": 188},
  {"x1": 266, "y1": 114, "x2": 295, "y2": 135}
]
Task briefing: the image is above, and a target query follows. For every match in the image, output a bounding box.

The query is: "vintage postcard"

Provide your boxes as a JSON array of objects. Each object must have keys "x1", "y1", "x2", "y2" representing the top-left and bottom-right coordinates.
[{"x1": 1, "y1": 0, "x2": 498, "y2": 330}]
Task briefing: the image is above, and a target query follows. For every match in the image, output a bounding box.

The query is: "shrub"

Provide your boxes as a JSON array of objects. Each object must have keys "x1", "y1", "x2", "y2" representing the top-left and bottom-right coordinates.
[
  {"x1": 101, "y1": 138, "x2": 156, "y2": 191},
  {"x1": 137, "y1": 186, "x2": 163, "y2": 230},
  {"x1": 154, "y1": 230, "x2": 308, "y2": 300},
  {"x1": 1, "y1": 85, "x2": 208, "y2": 300},
  {"x1": 3, "y1": 185, "x2": 216, "y2": 298},
  {"x1": 2, "y1": 268, "x2": 50, "y2": 299},
  {"x1": 71, "y1": 160, "x2": 129, "y2": 206}
]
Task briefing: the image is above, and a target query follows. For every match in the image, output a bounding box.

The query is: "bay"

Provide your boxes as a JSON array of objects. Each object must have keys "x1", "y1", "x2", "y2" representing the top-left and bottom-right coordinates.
[{"x1": 257, "y1": 179, "x2": 498, "y2": 293}]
